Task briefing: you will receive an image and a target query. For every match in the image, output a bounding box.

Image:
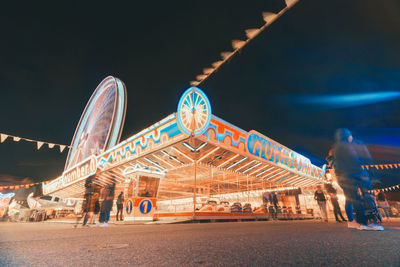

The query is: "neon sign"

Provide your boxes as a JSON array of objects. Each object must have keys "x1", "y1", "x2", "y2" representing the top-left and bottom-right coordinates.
[
  {"x1": 246, "y1": 130, "x2": 325, "y2": 179},
  {"x1": 43, "y1": 156, "x2": 97, "y2": 195}
]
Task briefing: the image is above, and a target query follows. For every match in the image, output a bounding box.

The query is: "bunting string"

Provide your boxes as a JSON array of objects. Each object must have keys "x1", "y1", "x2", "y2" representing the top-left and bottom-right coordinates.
[
  {"x1": 361, "y1": 163, "x2": 400, "y2": 170},
  {"x1": 190, "y1": 0, "x2": 300, "y2": 87},
  {"x1": 0, "y1": 181, "x2": 44, "y2": 191},
  {"x1": 0, "y1": 132, "x2": 70, "y2": 153},
  {"x1": 368, "y1": 184, "x2": 400, "y2": 193}
]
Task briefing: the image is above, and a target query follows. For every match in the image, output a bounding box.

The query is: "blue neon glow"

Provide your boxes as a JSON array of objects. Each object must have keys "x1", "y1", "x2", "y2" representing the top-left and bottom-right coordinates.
[{"x1": 294, "y1": 91, "x2": 400, "y2": 108}]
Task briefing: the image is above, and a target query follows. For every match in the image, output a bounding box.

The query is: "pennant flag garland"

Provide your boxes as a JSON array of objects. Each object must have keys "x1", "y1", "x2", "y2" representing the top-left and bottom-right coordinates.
[
  {"x1": 262, "y1": 12, "x2": 277, "y2": 23},
  {"x1": 190, "y1": 0, "x2": 300, "y2": 86},
  {"x1": 196, "y1": 75, "x2": 208, "y2": 81},
  {"x1": 0, "y1": 132, "x2": 70, "y2": 153},
  {"x1": 362, "y1": 163, "x2": 400, "y2": 170},
  {"x1": 368, "y1": 183, "x2": 400, "y2": 193},
  {"x1": 1, "y1": 134, "x2": 8, "y2": 143},
  {"x1": 220, "y1": 52, "x2": 232, "y2": 60},
  {"x1": 202, "y1": 68, "x2": 214, "y2": 75},
  {"x1": 285, "y1": 0, "x2": 299, "y2": 8},
  {"x1": 245, "y1": 28, "x2": 261, "y2": 39},
  {"x1": 212, "y1": 61, "x2": 223, "y2": 68},
  {"x1": 231, "y1": 40, "x2": 246, "y2": 50},
  {"x1": 0, "y1": 181, "x2": 44, "y2": 191},
  {"x1": 37, "y1": 141, "x2": 44, "y2": 150}
]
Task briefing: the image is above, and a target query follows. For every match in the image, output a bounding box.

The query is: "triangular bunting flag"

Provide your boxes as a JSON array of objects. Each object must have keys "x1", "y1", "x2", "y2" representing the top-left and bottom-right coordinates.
[
  {"x1": 37, "y1": 141, "x2": 44, "y2": 150},
  {"x1": 212, "y1": 61, "x2": 223, "y2": 68},
  {"x1": 59, "y1": 145, "x2": 66, "y2": 152},
  {"x1": 13, "y1": 136, "x2": 21, "y2": 142},
  {"x1": 285, "y1": 0, "x2": 298, "y2": 8},
  {"x1": 220, "y1": 52, "x2": 232, "y2": 60},
  {"x1": 202, "y1": 68, "x2": 214, "y2": 75},
  {"x1": 1, "y1": 134, "x2": 8, "y2": 143},
  {"x1": 48, "y1": 143, "x2": 55, "y2": 149},
  {"x1": 262, "y1": 12, "x2": 277, "y2": 23},
  {"x1": 196, "y1": 75, "x2": 207, "y2": 81},
  {"x1": 232, "y1": 40, "x2": 246, "y2": 50},
  {"x1": 245, "y1": 28, "x2": 260, "y2": 39},
  {"x1": 190, "y1": 81, "x2": 199, "y2": 86}
]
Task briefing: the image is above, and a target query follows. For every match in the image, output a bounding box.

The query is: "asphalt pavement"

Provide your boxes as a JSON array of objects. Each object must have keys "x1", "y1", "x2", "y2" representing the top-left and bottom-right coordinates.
[{"x1": 0, "y1": 219, "x2": 399, "y2": 267}]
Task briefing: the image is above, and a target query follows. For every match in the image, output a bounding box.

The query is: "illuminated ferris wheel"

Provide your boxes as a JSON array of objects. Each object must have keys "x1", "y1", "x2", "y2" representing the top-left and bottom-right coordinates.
[
  {"x1": 65, "y1": 76, "x2": 127, "y2": 170},
  {"x1": 177, "y1": 87, "x2": 211, "y2": 135}
]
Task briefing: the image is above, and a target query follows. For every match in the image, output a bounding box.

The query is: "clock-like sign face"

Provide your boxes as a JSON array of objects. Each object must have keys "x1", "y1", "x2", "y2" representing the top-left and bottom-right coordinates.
[
  {"x1": 65, "y1": 76, "x2": 127, "y2": 170},
  {"x1": 177, "y1": 87, "x2": 212, "y2": 135}
]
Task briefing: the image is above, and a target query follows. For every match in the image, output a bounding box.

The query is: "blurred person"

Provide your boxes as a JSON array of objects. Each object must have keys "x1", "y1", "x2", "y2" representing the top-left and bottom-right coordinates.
[
  {"x1": 333, "y1": 128, "x2": 382, "y2": 231},
  {"x1": 116, "y1": 192, "x2": 124, "y2": 221},
  {"x1": 314, "y1": 185, "x2": 328, "y2": 222},
  {"x1": 325, "y1": 182, "x2": 346, "y2": 223},
  {"x1": 99, "y1": 185, "x2": 115, "y2": 227},
  {"x1": 376, "y1": 191, "x2": 390, "y2": 222},
  {"x1": 74, "y1": 180, "x2": 93, "y2": 228}
]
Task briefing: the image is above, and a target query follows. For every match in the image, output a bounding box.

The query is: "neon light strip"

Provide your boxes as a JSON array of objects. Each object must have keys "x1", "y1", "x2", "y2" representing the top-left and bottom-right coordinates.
[
  {"x1": 171, "y1": 147, "x2": 194, "y2": 162},
  {"x1": 292, "y1": 178, "x2": 309, "y2": 186},
  {"x1": 161, "y1": 150, "x2": 184, "y2": 164},
  {"x1": 182, "y1": 142, "x2": 195, "y2": 152},
  {"x1": 197, "y1": 147, "x2": 219, "y2": 162},
  {"x1": 196, "y1": 142, "x2": 207, "y2": 151},
  {"x1": 248, "y1": 164, "x2": 269, "y2": 176},
  {"x1": 264, "y1": 170, "x2": 286, "y2": 180},
  {"x1": 235, "y1": 160, "x2": 255, "y2": 172},
  {"x1": 255, "y1": 166, "x2": 275, "y2": 177},
  {"x1": 217, "y1": 154, "x2": 240, "y2": 168},
  {"x1": 267, "y1": 171, "x2": 290, "y2": 182},
  {"x1": 226, "y1": 157, "x2": 247, "y2": 170},
  {"x1": 152, "y1": 154, "x2": 176, "y2": 168},
  {"x1": 260, "y1": 168, "x2": 281, "y2": 179},
  {"x1": 275, "y1": 174, "x2": 294, "y2": 183},
  {"x1": 144, "y1": 157, "x2": 166, "y2": 170},
  {"x1": 282, "y1": 175, "x2": 301, "y2": 184},
  {"x1": 242, "y1": 162, "x2": 262, "y2": 174}
]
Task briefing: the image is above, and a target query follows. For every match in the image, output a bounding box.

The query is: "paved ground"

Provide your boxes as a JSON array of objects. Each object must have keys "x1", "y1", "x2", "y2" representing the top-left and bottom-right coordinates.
[{"x1": 0, "y1": 219, "x2": 399, "y2": 267}]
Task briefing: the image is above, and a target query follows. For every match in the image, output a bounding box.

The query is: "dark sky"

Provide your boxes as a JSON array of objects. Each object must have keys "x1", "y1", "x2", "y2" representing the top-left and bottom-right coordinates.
[{"x1": 1, "y1": 0, "x2": 399, "y2": 186}]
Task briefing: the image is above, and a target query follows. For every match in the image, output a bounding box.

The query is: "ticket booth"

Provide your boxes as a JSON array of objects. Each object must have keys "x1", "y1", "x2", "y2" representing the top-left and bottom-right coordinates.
[{"x1": 122, "y1": 165, "x2": 164, "y2": 223}]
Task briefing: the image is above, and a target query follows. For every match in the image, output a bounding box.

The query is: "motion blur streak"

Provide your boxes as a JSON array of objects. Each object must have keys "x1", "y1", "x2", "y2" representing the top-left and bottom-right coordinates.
[{"x1": 294, "y1": 91, "x2": 400, "y2": 108}]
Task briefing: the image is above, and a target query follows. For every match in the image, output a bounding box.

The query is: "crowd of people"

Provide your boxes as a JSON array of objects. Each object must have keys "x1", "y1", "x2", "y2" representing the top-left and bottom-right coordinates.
[
  {"x1": 314, "y1": 128, "x2": 390, "y2": 231},
  {"x1": 74, "y1": 181, "x2": 124, "y2": 228}
]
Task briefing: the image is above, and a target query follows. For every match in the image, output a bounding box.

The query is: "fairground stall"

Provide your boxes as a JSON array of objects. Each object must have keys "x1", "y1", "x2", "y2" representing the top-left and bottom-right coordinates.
[{"x1": 42, "y1": 76, "x2": 330, "y2": 223}]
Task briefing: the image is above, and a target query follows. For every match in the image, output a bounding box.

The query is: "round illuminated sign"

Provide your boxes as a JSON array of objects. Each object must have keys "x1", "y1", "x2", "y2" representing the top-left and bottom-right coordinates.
[
  {"x1": 139, "y1": 199, "x2": 153, "y2": 214},
  {"x1": 177, "y1": 87, "x2": 211, "y2": 135},
  {"x1": 125, "y1": 199, "x2": 133, "y2": 215},
  {"x1": 65, "y1": 76, "x2": 127, "y2": 170}
]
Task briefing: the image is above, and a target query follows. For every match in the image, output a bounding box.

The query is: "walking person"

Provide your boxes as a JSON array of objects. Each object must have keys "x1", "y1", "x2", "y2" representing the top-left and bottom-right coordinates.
[
  {"x1": 89, "y1": 196, "x2": 100, "y2": 225},
  {"x1": 314, "y1": 185, "x2": 328, "y2": 222},
  {"x1": 325, "y1": 182, "x2": 346, "y2": 223},
  {"x1": 99, "y1": 185, "x2": 115, "y2": 227},
  {"x1": 74, "y1": 180, "x2": 93, "y2": 228},
  {"x1": 116, "y1": 192, "x2": 124, "y2": 221},
  {"x1": 333, "y1": 128, "x2": 382, "y2": 230},
  {"x1": 376, "y1": 191, "x2": 390, "y2": 222}
]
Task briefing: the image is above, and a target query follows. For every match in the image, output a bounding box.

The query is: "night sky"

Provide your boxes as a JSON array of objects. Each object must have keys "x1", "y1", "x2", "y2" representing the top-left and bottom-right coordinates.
[{"x1": 1, "y1": 0, "x2": 399, "y2": 186}]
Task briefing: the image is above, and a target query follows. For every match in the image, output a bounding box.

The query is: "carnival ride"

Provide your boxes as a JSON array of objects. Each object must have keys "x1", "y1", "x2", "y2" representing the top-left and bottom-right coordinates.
[
  {"x1": 40, "y1": 84, "x2": 326, "y2": 222},
  {"x1": 65, "y1": 76, "x2": 127, "y2": 170}
]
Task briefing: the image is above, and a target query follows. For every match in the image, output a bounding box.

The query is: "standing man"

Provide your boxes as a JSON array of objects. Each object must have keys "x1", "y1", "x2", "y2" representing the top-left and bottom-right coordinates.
[
  {"x1": 116, "y1": 192, "x2": 124, "y2": 221},
  {"x1": 325, "y1": 182, "x2": 346, "y2": 222},
  {"x1": 314, "y1": 185, "x2": 328, "y2": 222}
]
